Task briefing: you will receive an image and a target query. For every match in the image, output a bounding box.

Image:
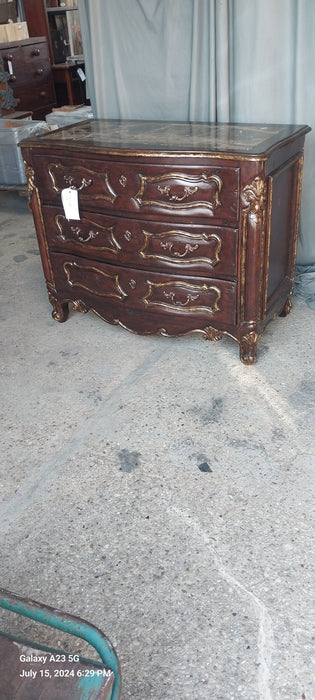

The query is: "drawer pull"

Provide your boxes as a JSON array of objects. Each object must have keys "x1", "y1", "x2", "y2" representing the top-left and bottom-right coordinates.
[
  {"x1": 157, "y1": 184, "x2": 198, "y2": 202},
  {"x1": 163, "y1": 290, "x2": 200, "y2": 306},
  {"x1": 160, "y1": 241, "x2": 199, "y2": 258},
  {"x1": 4, "y1": 53, "x2": 13, "y2": 60},
  {"x1": 40, "y1": 90, "x2": 47, "y2": 97},
  {"x1": 64, "y1": 175, "x2": 93, "y2": 191},
  {"x1": 32, "y1": 49, "x2": 41, "y2": 56},
  {"x1": 35, "y1": 68, "x2": 44, "y2": 76},
  {"x1": 70, "y1": 225, "x2": 99, "y2": 243}
]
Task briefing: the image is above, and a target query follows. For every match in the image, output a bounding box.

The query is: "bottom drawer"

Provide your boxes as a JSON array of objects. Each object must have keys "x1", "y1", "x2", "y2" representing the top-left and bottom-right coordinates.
[{"x1": 49, "y1": 253, "x2": 237, "y2": 335}]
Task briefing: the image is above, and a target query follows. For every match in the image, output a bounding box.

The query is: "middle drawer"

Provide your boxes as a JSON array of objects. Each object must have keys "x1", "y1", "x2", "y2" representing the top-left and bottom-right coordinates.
[{"x1": 41, "y1": 205, "x2": 238, "y2": 278}]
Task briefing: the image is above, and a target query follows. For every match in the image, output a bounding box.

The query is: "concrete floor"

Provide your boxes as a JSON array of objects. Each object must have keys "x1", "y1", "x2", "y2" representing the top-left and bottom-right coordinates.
[{"x1": 0, "y1": 189, "x2": 314, "y2": 700}]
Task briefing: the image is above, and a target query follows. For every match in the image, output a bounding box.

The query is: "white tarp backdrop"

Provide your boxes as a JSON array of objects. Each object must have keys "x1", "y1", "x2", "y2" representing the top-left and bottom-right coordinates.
[{"x1": 78, "y1": 0, "x2": 315, "y2": 306}]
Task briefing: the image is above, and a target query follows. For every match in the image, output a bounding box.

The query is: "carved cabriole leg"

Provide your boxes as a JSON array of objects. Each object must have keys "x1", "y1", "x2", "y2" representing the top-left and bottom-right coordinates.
[
  {"x1": 239, "y1": 331, "x2": 260, "y2": 365},
  {"x1": 46, "y1": 282, "x2": 69, "y2": 322},
  {"x1": 52, "y1": 302, "x2": 69, "y2": 323},
  {"x1": 279, "y1": 295, "x2": 293, "y2": 317}
]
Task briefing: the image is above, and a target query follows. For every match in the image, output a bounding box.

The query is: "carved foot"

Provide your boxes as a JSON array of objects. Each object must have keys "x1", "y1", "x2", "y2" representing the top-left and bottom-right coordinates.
[
  {"x1": 279, "y1": 296, "x2": 293, "y2": 317},
  {"x1": 52, "y1": 301, "x2": 69, "y2": 323},
  {"x1": 239, "y1": 331, "x2": 260, "y2": 365}
]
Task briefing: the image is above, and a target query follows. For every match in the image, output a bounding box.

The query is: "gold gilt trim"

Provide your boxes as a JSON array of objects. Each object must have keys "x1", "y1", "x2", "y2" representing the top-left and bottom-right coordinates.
[
  {"x1": 140, "y1": 230, "x2": 222, "y2": 267},
  {"x1": 24, "y1": 160, "x2": 55, "y2": 283},
  {"x1": 24, "y1": 162, "x2": 35, "y2": 200},
  {"x1": 242, "y1": 330, "x2": 260, "y2": 345},
  {"x1": 48, "y1": 163, "x2": 118, "y2": 204},
  {"x1": 55, "y1": 214, "x2": 121, "y2": 255},
  {"x1": 135, "y1": 172, "x2": 222, "y2": 212},
  {"x1": 143, "y1": 280, "x2": 221, "y2": 314},
  {"x1": 242, "y1": 176, "x2": 267, "y2": 225},
  {"x1": 72, "y1": 299, "x2": 89, "y2": 313},
  {"x1": 240, "y1": 176, "x2": 267, "y2": 320},
  {"x1": 290, "y1": 155, "x2": 304, "y2": 284},
  {"x1": 63, "y1": 261, "x2": 127, "y2": 300},
  {"x1": 203, "y1": 326, "x2": 223, "y2": 340}
]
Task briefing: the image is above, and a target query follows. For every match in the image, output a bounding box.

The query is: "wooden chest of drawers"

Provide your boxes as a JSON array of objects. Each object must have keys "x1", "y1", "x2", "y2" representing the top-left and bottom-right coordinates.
[
  {"x1": 20, "y1": 119, "x2": 310, "y2": 363},
  {"x1": 0, "y1": 37, "x2": 56, "y2": 119}
]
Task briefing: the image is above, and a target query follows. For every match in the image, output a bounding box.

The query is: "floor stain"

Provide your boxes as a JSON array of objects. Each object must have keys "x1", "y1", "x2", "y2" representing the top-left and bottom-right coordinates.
[
  {"x1": 189, "y1": 397, "x2": 224, "y2": 425},
  {"x1": 118, "y1": 449, "x2": 141, "y2": 473},
  {"x1": 13, "y1": 255, "x2": 27, "y2": 262},
  {"x1": 289, "y1": 379, "x2": 315, "y2": 411}
]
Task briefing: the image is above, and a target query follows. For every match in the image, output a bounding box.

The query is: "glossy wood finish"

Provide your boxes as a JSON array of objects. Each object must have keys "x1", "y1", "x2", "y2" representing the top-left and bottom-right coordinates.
[
  {"x1": 20, "y1": 119, "x2": 310, "y2": 363},
  {"x1": 0, "y1": 37, "x2": 56, "y2": 119}
]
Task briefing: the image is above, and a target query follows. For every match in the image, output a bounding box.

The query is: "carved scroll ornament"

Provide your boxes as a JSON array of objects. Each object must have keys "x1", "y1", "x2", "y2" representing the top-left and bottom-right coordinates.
[{"x1": 242, "y1": 176, "x2": 267, "y2": 222}]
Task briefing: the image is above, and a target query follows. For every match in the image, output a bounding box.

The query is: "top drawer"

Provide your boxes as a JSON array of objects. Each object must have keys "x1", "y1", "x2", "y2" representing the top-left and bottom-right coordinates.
[{"x1": 33, "y1": 155, "x2": 240, "y2": 224}]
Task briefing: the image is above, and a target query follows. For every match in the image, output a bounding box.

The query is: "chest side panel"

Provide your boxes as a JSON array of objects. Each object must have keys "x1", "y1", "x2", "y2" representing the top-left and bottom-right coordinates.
[{"x1": 266, "y1": 154, "x2": 302, "y2": 305}]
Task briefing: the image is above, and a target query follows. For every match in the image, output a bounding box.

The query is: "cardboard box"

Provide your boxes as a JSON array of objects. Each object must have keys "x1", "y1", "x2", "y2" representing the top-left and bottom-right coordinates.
[{"x1": 0, "y1": 21, "x2": 29, "y2": 43}]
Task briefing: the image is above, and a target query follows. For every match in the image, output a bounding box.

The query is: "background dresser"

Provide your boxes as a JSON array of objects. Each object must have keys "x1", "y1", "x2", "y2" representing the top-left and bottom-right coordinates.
[
  {"x1": 0, "y1": 36, "x2": 56, "y2": 119},
  {"x1": 20, "y1": 119, "x2": 310, "y2": 363}
]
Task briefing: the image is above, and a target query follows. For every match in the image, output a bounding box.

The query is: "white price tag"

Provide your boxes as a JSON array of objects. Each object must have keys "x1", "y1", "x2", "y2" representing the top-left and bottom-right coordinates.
[
  {"x1": 7, "y1": 60, "x2": 13, "y2": 75},
  {"x1": 77, "y1": 67, "x2": 86, "y2": 82},
  {"x1": 61, "y1": 187, "x2": 80, "y2": 221}
]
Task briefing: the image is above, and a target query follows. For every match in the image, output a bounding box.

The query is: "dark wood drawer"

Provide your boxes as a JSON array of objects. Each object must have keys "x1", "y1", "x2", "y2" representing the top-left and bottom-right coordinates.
[
  {"x1": 0, "y1": 44, "x2": 24, "y2": 83},
  {"x1": 22, "y1": 40, "x2": 50, "y2": 65},
  {"x1": 16, "y1": 81, "x2": 55, "y2": 111},
  {"x1": 34, "y1": 156, "x2": 240, "y2": 224},
  {"x1": 42, "y1": 205, "x2": 238, "y2": 278},
  {"x1": 1, "y1": 40, "x2": 50, "y2": 86},
  {"x1": 49, "y1": 252, "x2": 237, "y2": 332}
]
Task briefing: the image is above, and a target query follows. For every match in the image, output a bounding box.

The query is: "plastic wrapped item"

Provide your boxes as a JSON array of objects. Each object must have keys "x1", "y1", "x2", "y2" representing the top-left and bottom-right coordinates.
[
  {"x1": 45, "y1": 105, "x2": 93, "y2": 128},
  {"x1": 0, "y1": 119, "x2": 49, "y2": 186}
]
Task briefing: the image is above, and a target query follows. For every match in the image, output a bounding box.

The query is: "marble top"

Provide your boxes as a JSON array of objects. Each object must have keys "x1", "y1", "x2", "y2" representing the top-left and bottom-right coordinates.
[{"x1": 21, "y1": 119, "x2": 310, "y2": 156}]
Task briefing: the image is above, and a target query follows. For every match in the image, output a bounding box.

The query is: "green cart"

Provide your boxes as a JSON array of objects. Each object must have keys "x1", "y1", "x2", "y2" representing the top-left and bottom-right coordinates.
[{"x1": 0, "y1": 587, "x2": 121, "y2": 699}]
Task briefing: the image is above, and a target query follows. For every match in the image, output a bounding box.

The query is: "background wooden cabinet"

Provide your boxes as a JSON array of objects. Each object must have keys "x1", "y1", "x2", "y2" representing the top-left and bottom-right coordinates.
[
  {"x1": 0, "y1": 36, "x2": 56, "y2": 118},
  {"x1": 22, "y1": 0, "x2": 87, "y2": 106}
]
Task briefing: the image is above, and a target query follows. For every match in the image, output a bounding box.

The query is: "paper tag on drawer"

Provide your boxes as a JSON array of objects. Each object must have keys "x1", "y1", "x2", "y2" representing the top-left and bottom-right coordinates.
[{"x1": 61, "y1": 187, "x2": 80, "y2": 221}]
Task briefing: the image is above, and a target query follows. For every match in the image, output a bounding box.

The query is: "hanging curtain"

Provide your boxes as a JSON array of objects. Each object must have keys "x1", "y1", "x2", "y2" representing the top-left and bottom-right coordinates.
[{"x1": 78, "y1": 0, "x2": 314, "y2": 306}]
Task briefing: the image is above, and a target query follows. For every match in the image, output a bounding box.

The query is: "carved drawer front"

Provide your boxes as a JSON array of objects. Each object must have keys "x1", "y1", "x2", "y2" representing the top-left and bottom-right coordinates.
[
  {"x1": 34, "y1": 156, "x2": 239, "y2": 223},
  {"x1": 49, "y1": 253, "x2": 237, "y2": 331},
  {"x1": 42, "y1": 205, "x2": 238, "y2": 278},
  {"x1": 130, "y1": 166, "x2": 239, "y2": 222}
]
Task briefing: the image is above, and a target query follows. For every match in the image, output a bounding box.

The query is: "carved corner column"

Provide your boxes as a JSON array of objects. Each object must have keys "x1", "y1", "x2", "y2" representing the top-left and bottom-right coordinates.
[
  {"x1": 239, "y1": 173, "x2": 268, "y2": 364},
  {"x1": 24, "y1": 154, "x2": 69, "y2": 323}
]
